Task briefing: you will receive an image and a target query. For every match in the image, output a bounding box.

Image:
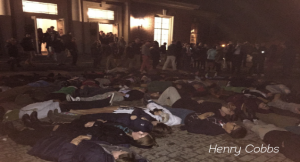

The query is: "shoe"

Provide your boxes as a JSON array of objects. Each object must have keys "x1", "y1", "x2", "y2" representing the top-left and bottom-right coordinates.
[
  {"x1": 66, "y1": 94, "x2": 80, "y2": 101},
  {"x1": 54, "y1": 109, "x2": 59, "y2": 115},
  {"x1": 47, "y1": 110, "x2": 54, "y2": 120},
  {"x1": 0, "y1": 106, "x2": 5, "y2": 122},
  {"x1": 22, "y1": 114, "x2": 33, "y2": 128},
  {"x1": 260, "y1": 74, "x2": 265, "y2": 77},
  {"x1": 30, "y1": 111, "x2": 39, "y2": 123},
  {"x1": 109, "y1": 93, "x2": 115, "y2": 106}
]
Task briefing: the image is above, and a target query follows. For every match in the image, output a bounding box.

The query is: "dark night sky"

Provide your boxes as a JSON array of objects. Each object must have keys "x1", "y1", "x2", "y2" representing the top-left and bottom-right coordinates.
[{"x1": 172, "y1": 0, "x2": 300, "y2": 42}]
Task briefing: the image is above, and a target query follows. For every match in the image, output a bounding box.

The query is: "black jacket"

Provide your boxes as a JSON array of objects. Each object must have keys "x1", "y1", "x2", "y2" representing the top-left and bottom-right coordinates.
[
  {"x1": 21, "y1": 37, "x2": 35, "y2": 51},
  {"x1": 80, "y1": 108, "x2": 155, "y2": 132},
  {"x1": 28, "y1": 135, "x2": 115, "y2": 162}
]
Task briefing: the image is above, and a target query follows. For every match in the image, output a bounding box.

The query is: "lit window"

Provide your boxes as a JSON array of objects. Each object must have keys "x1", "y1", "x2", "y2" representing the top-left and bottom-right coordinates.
[
  {"x1": 154, "y1": 17, "x2": 170, "y2": 46},
  {"x1": 22, "y1": 0, "x2": 58, "y2": 15},
  {"x1": 87, "y1": 8, "x2": 114, "y2": 20}
]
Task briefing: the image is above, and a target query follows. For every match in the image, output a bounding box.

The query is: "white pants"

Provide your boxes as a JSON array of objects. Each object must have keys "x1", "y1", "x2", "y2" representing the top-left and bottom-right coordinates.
[
  {"x1": 162, "y1": 56, "x2": 176, "y2": 70},
  {"x1": 19, "y1": 100, "x2": 61, "y2": 119},
  {"x1": 243, "y1": 120, "x2": 286, "y2": 140},
  {"x1": 157, "y1": 87, "x2": 181, "y2": 106},
  {"x1": 80, "y1": 92, "x2": 124, "y2": 102}
]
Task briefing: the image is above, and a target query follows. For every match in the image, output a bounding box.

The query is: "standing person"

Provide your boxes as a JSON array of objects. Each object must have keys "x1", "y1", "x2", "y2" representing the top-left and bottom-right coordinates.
[
  {"x1": 206, "y1": 45, "x2": 217, "y2": 72},
  {"x1": 125, "y1": 41, "x2": 134, "y2": 68},
  {"x1": 192, "y1": 43, "x2": 201, "y2": 69},
  {"x1": 281, "y1": 42, "x2": 296, "y2": 77},
  {"x1": 199, "y1": 43, "x2": 208, "y2": 70},
  {"x1": 49, "y1": 26, "x2": 60, "y2": 61},
  {"x1": 225, "y1": 41, "x2": 234, "y2": 72},
  {"x1": 215, "y1": 45, "x2": 224, "y2": 76},
  {"x1": 175, "y1": 41, "x2": 183, "y2": 69},
  {"x1": 37, "y1": 28, "x2": 44, "y2": 55},
  {"x1": 162, "y1": 40, "x2": 177, "y2": 71},
  {"x1": 6, "y1": 38, "x2": 21, "y2": 71},
  {"x1": 52, "y1": 37, "x2": 66, "y2": 66},
  {"x1": 118, "y1": 37, "x2": 126, "y2": 57},
  {"x1": 43, "y1": 28, "x2": 52, "y2": 57},
  {"x1": 242, "y1": 41, "x2": 252, "y2": 67},
  {"x1": 132, "y1": 38, "x2": 142, "y2": 69},
  {"x1": 91, "y1": 40, "x2": 103, "y2": 68},
  {"x1": 151, "y1": 41, "x2": 160, "y2": 69},
  {"x1": 140, "y1": 41, "x2": 152, "y2": 73},
  {"x1": 69, "y1": 37, "x2": 78, "y2": 66},
  {"x1": 231, "y1": 42, "x2": 243, "y2": 74},
  {"x1": 21, "y1": 34, "x2": 35, "y2": 67},
  {"x1": 160, "y1": 42, "x2": 167, "y2": 64},
  {"x1": 182, "y1": 43, "x2": 193, "y2": 71},
  {"x1": 249, "y1": 43, "x2": 266, "y2": 76},
  {"x1": 106, "y1": 41, "x2": 119, "y2": 70}
]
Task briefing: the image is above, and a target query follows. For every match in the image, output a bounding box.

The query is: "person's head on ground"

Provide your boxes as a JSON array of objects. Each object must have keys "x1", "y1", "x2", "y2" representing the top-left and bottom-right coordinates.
[
  {"x1": 132, "y1": 132, "x2": 157, "y2": 148},
  {"x1": 151, "y1": 122, "x2": 172, "y2": 138},
  {"x1": 113, "y1": 151, "x2": 135, "y2": 162},
  {"x1": 223, "y1": 122, "x2": 247, "y2": 139}
]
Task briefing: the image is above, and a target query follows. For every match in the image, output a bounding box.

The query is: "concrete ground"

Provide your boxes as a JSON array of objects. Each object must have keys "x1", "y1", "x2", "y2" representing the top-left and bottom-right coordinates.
[{"x1": 0, "y1": 54, "x2": 299, "y2": 162}]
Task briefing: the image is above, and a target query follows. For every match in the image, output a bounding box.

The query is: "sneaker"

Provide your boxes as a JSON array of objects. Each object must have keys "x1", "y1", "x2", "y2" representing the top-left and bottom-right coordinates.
[
  {"x1": 66, "y1": 94, "x2": 72, "y2": 101},
  {"x1": 66, "y1": 94, "x2": 80, "y2": 101},
  {"x1": 109, "y1": 93, "x2": 115, "y2": 106}
]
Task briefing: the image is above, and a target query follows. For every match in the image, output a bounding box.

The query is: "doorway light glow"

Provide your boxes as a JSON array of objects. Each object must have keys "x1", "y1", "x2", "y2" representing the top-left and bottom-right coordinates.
[
  {"x1": 88, "y1": 8, "x2": 114, "y2": 20},
  {"x1": 22, "y1": 0, "x2": 58, "y2": 15}
]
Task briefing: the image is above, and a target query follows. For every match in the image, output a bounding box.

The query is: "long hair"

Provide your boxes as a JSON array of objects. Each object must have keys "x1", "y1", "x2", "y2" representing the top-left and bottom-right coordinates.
[
  {"x1": 151, "y1": 123, "x2": 172, "y2": 138},
  {"x1": 116, "y1": 152, "x2": 135, "y2": 162}
]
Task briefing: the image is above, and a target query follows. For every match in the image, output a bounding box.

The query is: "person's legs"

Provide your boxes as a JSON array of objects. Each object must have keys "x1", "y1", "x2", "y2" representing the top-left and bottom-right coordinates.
[
  {"x1": 170, "y1": 56, "x2": 177, "y2": 70},
  {"x1": 157, "y1": 87, "x2": 181, "y2": 106},
  {"x1": 243, "y1": 119, "x2": 286, "y2": 140},
  {"x1": 79, "y1": 92, "x2": 123, "y2": 102},
  {"x1": 69, "y1": 106, "x2": 119, "y2": 115},
  {"x1": 71, "y1": 51, "x2": 78, "y2": 65},
  {"x1": 59, "y1": 97, "x2": 111, "y2": 111},
  {"x1": 162, "y1": 56, "x2": 171, "y2": 70},
  {"x1": 268, "y1": 99, "x2": 300, "y2": 114}
]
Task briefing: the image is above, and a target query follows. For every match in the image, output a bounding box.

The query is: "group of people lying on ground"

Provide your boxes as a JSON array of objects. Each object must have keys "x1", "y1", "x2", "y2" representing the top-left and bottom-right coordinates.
[{"x1": 1, "y1": 69, "x2": 300, "y2": 161}]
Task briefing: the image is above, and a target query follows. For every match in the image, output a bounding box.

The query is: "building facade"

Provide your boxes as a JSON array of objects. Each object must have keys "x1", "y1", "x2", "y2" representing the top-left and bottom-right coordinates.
[{"x1": 0, "y1": 0, "x2": 217, "y2": 57}]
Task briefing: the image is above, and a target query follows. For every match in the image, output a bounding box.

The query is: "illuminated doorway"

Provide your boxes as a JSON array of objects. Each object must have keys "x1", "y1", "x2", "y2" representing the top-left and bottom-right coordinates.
[
  {"x1": 99, "y1": 23, "x2": 113, "y2": 34},
  {"x1": 36, "y1": 18, "x2": 57, "y2": 55}
]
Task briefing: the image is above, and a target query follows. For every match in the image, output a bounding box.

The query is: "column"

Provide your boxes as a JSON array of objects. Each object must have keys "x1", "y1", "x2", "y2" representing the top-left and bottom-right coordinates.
[
  {"x1": 0, "y1": 0, "x2": 12, "y2": 57},
  {"x1": 71, "y1": 0, "x2": 83, "y2": 54}
]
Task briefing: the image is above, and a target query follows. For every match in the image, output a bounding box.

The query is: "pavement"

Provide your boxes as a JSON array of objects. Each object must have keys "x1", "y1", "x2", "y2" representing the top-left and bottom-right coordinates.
[{"x1": 0, "y1": 54, "x2": 300, "y2": 162}]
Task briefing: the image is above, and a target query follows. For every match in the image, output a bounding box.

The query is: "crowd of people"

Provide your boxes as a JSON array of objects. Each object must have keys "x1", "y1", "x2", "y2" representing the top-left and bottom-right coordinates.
[
  {"x1": 5, "y1": 27, "x2": 297, "y2": 77},
  {"x1": 5, "y1": 26, "x2": 78, "y2": 71},
  {"x1": 0, "y1": 61, "x2": 300, "y2": 161},
  {"x1": 2, "y1": 29, "x2": 300, "y2": 161}
]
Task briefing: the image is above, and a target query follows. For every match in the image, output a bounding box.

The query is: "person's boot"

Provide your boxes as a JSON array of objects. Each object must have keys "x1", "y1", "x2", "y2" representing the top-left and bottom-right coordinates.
[
  {"x1": 30, "y1": 111, "x2": 52, "y2": 127},
  {"x1": 22, "y1": 114, "x2": 34, "y2": 128}
]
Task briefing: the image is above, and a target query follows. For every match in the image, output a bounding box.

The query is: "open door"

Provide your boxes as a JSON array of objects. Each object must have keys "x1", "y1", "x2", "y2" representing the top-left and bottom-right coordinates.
[{"x1": 36, "y1": 18, "x2": 57, "y2": 55}]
